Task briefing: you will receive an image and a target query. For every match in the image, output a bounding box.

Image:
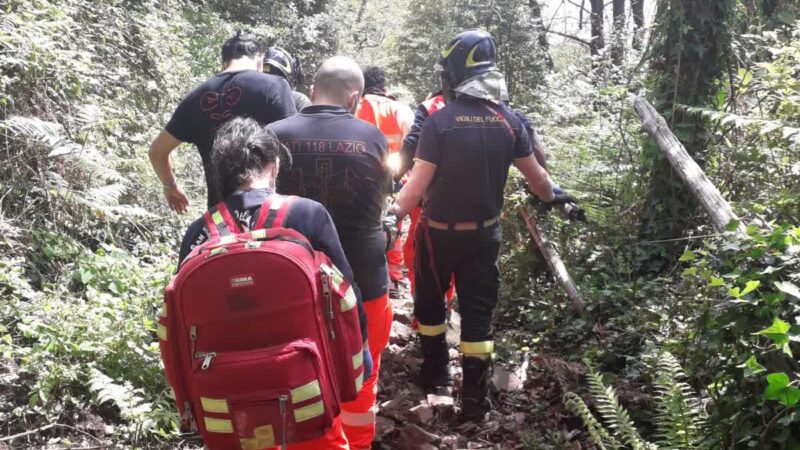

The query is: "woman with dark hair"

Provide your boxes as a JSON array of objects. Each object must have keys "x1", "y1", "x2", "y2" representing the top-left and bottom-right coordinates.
[{"x1": 178, "y1": 117, "x2": 370, "y2": 450}]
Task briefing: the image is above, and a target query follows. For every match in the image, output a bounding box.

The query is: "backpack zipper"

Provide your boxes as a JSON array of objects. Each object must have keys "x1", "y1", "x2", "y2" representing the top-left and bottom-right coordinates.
[
  {"x1": 320, "y1": 275, "x2": 336, "y2": 340},
  {"x1": 279, "y1": 394, "x2": 288, "y2": 450},
  {"x1": 189, "y1": 326, "x2": 197, "y2": 358},
  {"x1": 196, "y1": 352, "x2": 217, "y2": 370}
]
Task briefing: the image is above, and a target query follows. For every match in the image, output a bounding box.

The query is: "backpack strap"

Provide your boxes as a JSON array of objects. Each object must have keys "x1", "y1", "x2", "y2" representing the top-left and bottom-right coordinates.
[
  {"x1": 202, "y1": 201, "x2": 240, "y2": 238},
  {"x1": 480, "y1": 102, "x2": 517, "y2": 142},
  {"x1": 254, "y1": 194, "x2": 298, "y2": 229}
]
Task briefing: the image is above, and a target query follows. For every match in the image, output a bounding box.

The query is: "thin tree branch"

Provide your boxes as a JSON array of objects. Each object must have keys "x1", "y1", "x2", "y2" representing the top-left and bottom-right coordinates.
[{"x1": 546, "y1": 29, "x2": 593, "y2": 47}]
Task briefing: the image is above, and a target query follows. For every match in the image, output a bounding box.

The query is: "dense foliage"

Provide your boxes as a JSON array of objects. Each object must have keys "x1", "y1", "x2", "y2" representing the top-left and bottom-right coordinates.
[{"x1": 1, "y1": 0, "x2": 798, "y2": 448}]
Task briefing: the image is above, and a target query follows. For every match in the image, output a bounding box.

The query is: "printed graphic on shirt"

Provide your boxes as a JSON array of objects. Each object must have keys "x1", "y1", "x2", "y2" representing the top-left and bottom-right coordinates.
[{"x1": 201, "y1": 85, "x2": 243, "y2": 124}]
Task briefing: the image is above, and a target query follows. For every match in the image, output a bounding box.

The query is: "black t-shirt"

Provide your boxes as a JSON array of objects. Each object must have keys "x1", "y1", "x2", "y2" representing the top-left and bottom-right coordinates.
[
  {"x1": 269, "y1": 105, "x2": 392, "y2": 301},
  {"x1": 178, "y1": 189, "x2": 368, "y2": 340},
  {"x1": 165, "y1": 70, "x2": 297, "y2": 206},
  {"x1": 415, "y1": 97, "x2": 532, "y2": 223}
]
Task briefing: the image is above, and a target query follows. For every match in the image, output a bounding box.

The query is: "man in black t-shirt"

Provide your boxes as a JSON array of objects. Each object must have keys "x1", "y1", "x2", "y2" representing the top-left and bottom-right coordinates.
[
  {"x1": 269, "y1": 56, "x2": 392, "y2": 449},
  {"x1": 149, "y1": 31, "x2": 296, "y2": 212},
  {"x1": 391, "y1": 30, "x2": 570, "y2": 423}
]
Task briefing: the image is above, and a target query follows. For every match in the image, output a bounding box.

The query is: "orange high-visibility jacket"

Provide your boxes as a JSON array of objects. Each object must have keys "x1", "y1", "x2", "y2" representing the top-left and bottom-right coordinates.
[{"x1": 356, "y1": 94, "x2": 414, "y2": 154}]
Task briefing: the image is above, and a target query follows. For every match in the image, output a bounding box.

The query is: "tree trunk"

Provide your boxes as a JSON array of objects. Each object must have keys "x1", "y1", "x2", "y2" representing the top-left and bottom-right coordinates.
[
  {"x1": 529, "y1": 0, "x2": 554, "y2": 69},
  {"x1": 610, "y1": 0, "x2": 626, "y2": 65},
  {"x1": 634, "y1": 98, "x2": 746, "y2": 236},
  {"x1": 589, "y1": 0, "x2": 605, "y2": 56},
  {"x1": 631, "y1": 0, "x2": 645, "y2": 49},
  {"x1": 637, "y1": 0, "x2": 734, "y2": 271},
  {"x1": 519, "y1": 208, "x2": 585, "y2": 316}
]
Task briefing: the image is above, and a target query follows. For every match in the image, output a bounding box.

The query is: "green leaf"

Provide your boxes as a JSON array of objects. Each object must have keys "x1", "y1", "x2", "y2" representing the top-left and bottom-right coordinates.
[
  {"x1": 728, "y1": 287, "x2": 742, "y2": 298},
  {"x1": 774, "y1": 281, "x2": 800, "y2": 300},
  {"x1": 764, "y1": 372, "x2": 800, "y2": 406},
  {"x1": 754, "y1": 318, "x2": 792, "y2": 355},
  {"x1": 739, "y1": 355, "x2": 766, "y2": 377},
  {"x1": 726, "y1": 219, "x2": 741, "y2": 232},
  {"x1": 80, "y1": 270, "x2": 94, "y2": 285},
  {"x1": 709, "y1": 277, "x2": 725, "y2": 287},
  {"x1": 741, "y1": 280, "x2": 760, "y2": 296},
  {"x1": 683, "y1": 267, "x2": 697, "y2": 276},
  {"x1": 756, "y1": 318, "x2": 790, "y2": 335},
  {"x1": 679, "y1": 249, "x2": 695, "y2": 262}
]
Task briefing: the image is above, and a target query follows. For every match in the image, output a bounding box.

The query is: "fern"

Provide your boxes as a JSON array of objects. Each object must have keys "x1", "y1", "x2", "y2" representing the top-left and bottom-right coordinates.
[
  {"x1": 583, "y1": 365, "x2": 656, "y2": 450},
  {"x1": 565, "y1": 392, "x2": 624, "y2": 450},
  {"x1": 569, "y1": 353, "x2": 711, "y2": 450},
  {"x1": 652, "y1": 353, "x2": 707, "y2": 450},
  {"x1": 89, "y1": 368, "x2": 153, "y2": 425}
]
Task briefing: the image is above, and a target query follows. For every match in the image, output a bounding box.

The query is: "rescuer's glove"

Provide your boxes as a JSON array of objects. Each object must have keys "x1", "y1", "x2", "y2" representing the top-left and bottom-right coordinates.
[
  {"x1": 550, "y1": 185, "x2": 576, "y2": 205},
  {"x1": 362, "y1": 347, "x2": 374, "y2": 384},
  {"x1": 382, "y1": 210, "x2": 400, "y2": 252}
]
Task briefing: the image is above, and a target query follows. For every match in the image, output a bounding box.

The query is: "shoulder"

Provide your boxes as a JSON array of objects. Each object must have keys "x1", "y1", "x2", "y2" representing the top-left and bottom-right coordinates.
[
  {"x1": 268, "y1": 114, "x2": 302, "y2": 134},
  {"x1": 239, "y1": 71, "x2": 291, "y2": 90},
  {"x1": 284, "y1": 197, "x2": 332, "y2": 232}
]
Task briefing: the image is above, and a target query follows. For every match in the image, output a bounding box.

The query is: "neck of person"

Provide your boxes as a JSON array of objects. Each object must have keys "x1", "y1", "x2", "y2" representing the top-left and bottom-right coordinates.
[
  {"x1": 239, "y1": 176, "x2": 276, "y2": 192},
  {"x1": 222, "y1": 57, "x2": 258, "y2": 73}
]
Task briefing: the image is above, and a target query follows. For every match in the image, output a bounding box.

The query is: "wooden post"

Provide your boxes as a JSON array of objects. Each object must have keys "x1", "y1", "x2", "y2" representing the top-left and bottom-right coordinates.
[
  {"x1": 633, "y1": 97, "x2": 747, "y2": 236},
  {"x1": 519, "y1": 208, "x2": 585, "y2": 316}
]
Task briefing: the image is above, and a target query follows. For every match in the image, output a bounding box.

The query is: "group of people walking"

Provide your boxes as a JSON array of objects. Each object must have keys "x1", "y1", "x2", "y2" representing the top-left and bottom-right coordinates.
[{"x1": 151, "y1": 28, "x2": 573, "y2": 450}]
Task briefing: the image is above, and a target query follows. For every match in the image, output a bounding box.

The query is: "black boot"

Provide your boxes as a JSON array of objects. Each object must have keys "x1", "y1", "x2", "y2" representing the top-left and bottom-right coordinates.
[
  {"x1": 460, "y1": 356, "x2": 491, "y2": 422},
  {"x1": 415, "y1": 334, "x2": 452, "y2": 389}
]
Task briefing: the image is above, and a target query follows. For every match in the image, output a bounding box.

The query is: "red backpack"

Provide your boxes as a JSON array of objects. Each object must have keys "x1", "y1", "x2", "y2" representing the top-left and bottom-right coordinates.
[{"x1": 157, "y1": 194, "x2": 365, "y2": 449}]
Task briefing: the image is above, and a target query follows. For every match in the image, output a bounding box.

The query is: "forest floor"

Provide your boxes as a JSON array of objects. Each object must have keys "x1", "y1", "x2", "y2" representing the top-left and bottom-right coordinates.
[{"x1": 373, "y1": 282, "x2": 587, "y2": 450}]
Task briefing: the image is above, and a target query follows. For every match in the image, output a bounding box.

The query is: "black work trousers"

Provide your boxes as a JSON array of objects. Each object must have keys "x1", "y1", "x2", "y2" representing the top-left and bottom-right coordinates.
[{"x1": 413, "y1": 220, "x2": 501, "y2": 346}]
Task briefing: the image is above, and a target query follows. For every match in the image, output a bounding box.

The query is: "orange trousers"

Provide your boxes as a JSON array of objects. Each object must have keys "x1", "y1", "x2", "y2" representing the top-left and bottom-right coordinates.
[
  {"x1": 261, "y1": 417, "x2": 349, "y2": 449},
  {"x1": 340, "y1": 294, "x2": 392, "y2": 450}
]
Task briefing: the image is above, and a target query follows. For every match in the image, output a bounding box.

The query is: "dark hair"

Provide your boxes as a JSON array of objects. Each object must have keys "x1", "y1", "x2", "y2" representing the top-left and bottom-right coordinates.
[
  {"x1": 221, "y1": 30, "x2": 258, "y2": 63},
  {"x1": 212, "y1": 118, "x2": 281, "y2": 198},
  {"x1": 362, "y1": 66, "x2": 386, "y2": 94}
]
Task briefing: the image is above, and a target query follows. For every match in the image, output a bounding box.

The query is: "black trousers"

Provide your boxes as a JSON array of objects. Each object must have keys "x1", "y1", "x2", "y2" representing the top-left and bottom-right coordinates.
[{"x1": 413, "y1": 220, "x2": 501, "y2": 348}]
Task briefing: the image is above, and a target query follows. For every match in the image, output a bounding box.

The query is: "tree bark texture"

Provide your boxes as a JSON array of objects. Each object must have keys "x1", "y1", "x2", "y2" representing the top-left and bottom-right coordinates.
[
  {"x1": 529, "y1": 0, "x2": 554, "y2": 69},
  {"x1": 637, "y1": 0, "x2": 734, "y2": 270},
  {"x1": 631, "y1": 0, "x2": 645, "y2": 49},
  {"x1": 611, "y1": 0, "x2": 626, "y2": 64},
  {"x1": 519, "y1": 208, "x2": 585, "y2": 316},
  {"x1": 589, "y1": 0, "x2": 605, "y2": 56},
  {"x1": 634, "y1": 98, "x2": 746, "y2": 236}
]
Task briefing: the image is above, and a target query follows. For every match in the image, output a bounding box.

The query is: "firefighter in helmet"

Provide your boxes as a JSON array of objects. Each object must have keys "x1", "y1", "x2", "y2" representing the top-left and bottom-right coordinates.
[
  {"x1": 391, "y1": 29, "x2": 572, "y2": 422},
  {"x1": 263, "y1": 46, "x2": 312, "y2": 112}
]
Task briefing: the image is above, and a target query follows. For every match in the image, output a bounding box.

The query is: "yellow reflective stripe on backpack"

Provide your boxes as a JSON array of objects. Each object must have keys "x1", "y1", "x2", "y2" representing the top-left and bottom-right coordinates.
[
  {"x1": 200, "y1": 397, "x2": 229, "y2": 414},
  {"x1": 240, "y1": 425, "x2": 275, "y2": 450},
  {"x1": 294, "y1": 400, "x2": 324, "y2": 422},
  {"x1": 352, "y1": 351, "x2": 363, "y2": 370},
  {"x1": 156, "y1": 324, "x2": 168, "y2": 341},
  {"x1": 291, "y1": 380, "x2": 321, "y2": 404},
  {"x1": 211, "y1": 211, "x2": 225, "y2": 225},
  {"x1": 340, "y1": 286, "x2": 356, "y2": 312},
  {"x1": 204, "y1": 417, "x2": 233, "y2": 433}
]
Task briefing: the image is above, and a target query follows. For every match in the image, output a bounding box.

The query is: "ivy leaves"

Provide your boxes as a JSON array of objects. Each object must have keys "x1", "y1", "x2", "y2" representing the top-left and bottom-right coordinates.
[{"x1": 764, "y1": 373, "x2": 800, "y2": 407}]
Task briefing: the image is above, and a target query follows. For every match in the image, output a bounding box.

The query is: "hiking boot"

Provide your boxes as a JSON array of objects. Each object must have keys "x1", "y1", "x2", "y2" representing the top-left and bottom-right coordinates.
[
  {"x1": 415, "y1": 334, "x2": 452, "y2": 389},
  {"x1": 460, "y1": 356, "x2": 492, "y2": 423}
]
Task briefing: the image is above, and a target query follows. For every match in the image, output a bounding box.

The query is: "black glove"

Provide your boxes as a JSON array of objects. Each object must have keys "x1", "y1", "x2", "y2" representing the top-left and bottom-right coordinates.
[
  {"x1": 561, "y1": 202, "x2": 587, "y2": 222},
  {"x1": 382, "y1": 211, "x2": 399, "y2": 252},
  {"x1": 548, "y1": 185, "x2": 576, "y2": 206}
]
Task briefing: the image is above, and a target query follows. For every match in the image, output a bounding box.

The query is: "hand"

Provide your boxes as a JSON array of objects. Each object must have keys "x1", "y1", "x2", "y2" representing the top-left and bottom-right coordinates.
[
  {"x1": 382, "y1": 210, "x2": 400, "y2": 252},
  {"x1": 561, "y1": 202, "x2": 587, "y2": 222},
  {"x1": 163, "y1": 183, "x2": 190, "y2": 214},
  {"x1": 361, "y1": 347, "x2": 374, "y2": 384},
  {"x1": 549, "y1": 185, "x2": 576, "y2": 206}
]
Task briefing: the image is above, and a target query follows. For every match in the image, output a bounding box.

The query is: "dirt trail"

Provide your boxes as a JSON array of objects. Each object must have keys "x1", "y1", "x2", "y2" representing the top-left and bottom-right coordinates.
[{"x1": 373, "y1": 286, "x2": 580, "y2": 450}]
